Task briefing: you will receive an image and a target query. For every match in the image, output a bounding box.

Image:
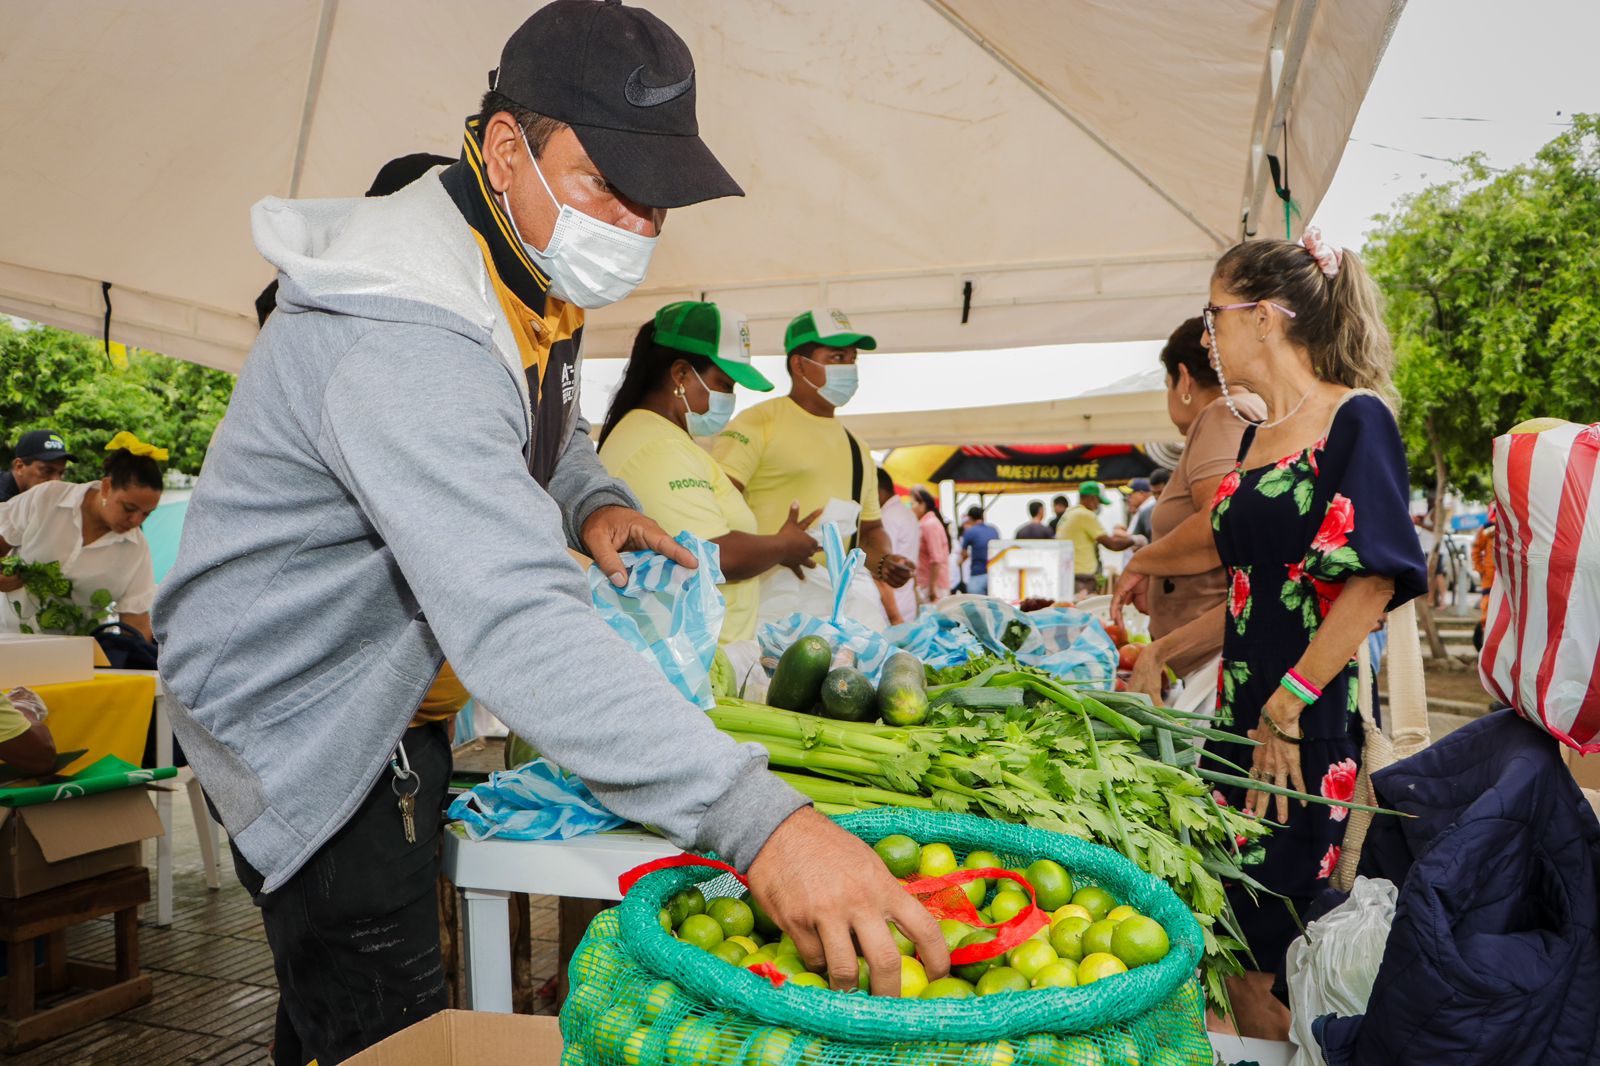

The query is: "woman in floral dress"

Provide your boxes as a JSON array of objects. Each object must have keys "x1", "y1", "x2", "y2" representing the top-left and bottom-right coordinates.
[{"x1": 1184, "y1": 231, "x2": 1427, "y2": 1037}]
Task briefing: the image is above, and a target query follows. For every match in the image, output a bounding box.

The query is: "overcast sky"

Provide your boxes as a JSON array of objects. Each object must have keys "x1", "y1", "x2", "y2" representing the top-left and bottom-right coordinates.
[{"x1": 581, "y1": 0, "x2": 1600, "y2": 441}]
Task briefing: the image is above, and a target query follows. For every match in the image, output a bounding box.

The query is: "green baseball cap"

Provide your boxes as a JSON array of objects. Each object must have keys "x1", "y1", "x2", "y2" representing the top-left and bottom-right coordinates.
[
  {"x1": 784, "y1": 306, "x2": 878, "y2": 354},
  {"x1": 1079, "y1": 481, "x2": 1108, "y2": 502},
  {"x1": 653, "y1": 301, "x2": 774, "y2": 391}
]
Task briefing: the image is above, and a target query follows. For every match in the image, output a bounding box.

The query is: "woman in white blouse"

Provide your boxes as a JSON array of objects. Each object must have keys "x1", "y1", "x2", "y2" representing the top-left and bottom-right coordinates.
[{"x1": 0, "y1": 433, "x2": 164, "y2": 639}]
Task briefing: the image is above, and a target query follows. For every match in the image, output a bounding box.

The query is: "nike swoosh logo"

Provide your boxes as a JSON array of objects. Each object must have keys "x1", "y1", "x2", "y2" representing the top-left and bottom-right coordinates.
[{"x1": 624, "y1": 65, "x2": 694, "y2": 107}]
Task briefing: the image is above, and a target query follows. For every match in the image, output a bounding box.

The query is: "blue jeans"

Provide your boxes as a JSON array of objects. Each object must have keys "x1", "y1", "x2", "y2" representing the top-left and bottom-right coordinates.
[{"x1": 968, "y1": 573, "x2": 989, "y2": 595}]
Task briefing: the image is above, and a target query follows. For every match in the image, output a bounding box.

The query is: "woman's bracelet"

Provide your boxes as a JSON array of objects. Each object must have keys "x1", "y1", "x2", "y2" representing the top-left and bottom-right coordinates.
[
  {"x1": 1262, "y1": 711, "x2": 1303, "y2": 745},
  {"x1": 1279, "y1": 668, "x2": 1322, "y2": 706}
]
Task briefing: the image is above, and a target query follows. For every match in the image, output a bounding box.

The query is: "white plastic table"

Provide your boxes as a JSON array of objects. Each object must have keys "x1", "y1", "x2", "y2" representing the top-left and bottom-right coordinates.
[
  {"x1": 441, "y1": 827, "x2": 1297, "y2": 1065},
  {"x1": 441, "y1": 826, "x2": 678, "y2": 1013}
]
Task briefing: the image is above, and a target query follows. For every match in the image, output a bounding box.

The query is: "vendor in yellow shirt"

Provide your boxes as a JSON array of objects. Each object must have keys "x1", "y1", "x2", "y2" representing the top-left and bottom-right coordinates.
[
  {"x1": 711, "y1": 308, "x2": 915, "y2": 592},
  {"x1": 1056, "y1": 481, "x2": 1139, "y2": 598},
  {"x1": 597, "y1": 301, "x2": 821, "y2": 642}
]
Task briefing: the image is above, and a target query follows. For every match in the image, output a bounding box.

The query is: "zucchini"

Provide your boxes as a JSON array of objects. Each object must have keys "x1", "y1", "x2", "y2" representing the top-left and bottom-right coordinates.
[
  {"x1": 877, "y1": 651, "x2": 931, "y2": 726},
  {"x1": 819, "y1": 668, "x2": 878, "y2": 722},
  {"x1": 767, "y1": 635, "x2": 833, "y2": 712}
]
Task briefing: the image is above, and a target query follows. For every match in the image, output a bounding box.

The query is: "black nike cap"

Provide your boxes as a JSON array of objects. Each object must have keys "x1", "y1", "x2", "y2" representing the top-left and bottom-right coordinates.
[{"x1": 491, "y1": 0, "x2": 743, "y2": 209}]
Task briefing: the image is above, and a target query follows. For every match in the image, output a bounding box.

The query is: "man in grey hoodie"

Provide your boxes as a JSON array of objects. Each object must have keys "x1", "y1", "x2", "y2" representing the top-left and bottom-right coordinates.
[{"x1": 154, "y1": 4, "x2": 944, "y2": 1061}]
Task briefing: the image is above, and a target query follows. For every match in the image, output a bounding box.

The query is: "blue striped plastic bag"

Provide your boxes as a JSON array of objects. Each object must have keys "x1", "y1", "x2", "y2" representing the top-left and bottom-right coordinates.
[
  {"x1": 758, "y1": 522, "x2": 894, "y2": 683},
  {"x1": 447, "y1": 758, "x2": 626, "y2": 841},
  {"x1": 588, "y1": 531, "x2": 725, "y2": 710},
  {"x1": 934, "y1": 598, "x2": 1117, "y2": 684}
]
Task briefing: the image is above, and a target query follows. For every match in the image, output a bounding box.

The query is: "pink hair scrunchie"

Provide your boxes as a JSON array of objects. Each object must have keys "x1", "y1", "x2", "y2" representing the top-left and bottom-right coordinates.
[{"x1": 1301, "y1": 226, "x2": 1342, "y2": 279}]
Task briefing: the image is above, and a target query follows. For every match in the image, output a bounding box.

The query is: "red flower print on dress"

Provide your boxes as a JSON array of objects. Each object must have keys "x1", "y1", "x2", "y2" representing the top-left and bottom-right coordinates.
[
  {"x1": 1312, "y1": 577, "x2": 1344, "y2": 619},
  {"x1": 1320, "y1": 758, "x2": 1358, "y2": 823},
  {"x1": 1318, "y1": 844, "x2": 1341, "y2": 881},
  {"x1": 1275, "y1": 453, "x2": 1298, "y2": 470},
  {"x1": 1309, "y1": 437, "x2": 1326, "y2": 476},
  {"x1": 1311, "y1": 494, "x2": 1356, "y2": 553},
  {"x1": 1286, "y1": 561, "x2": 1305, "y2": 584},
  {"x1": 1229, "y1": 568, "x2": 1251, "y2": 618},
  {"x1": 1213, "y1": 468, "x2": 1242, "y2": 508}
]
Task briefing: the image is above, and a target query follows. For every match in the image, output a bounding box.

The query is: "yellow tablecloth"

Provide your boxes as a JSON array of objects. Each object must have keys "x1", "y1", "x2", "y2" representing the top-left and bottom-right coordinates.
[{"x1": 28, "y1": 673, "x2": 156, "y2": 776}]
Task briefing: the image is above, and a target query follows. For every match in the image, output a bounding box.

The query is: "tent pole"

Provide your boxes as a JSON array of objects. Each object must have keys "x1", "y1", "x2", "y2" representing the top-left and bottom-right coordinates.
[{"x1": 287, "y1": 0, "x2": 341, "y2": 198}]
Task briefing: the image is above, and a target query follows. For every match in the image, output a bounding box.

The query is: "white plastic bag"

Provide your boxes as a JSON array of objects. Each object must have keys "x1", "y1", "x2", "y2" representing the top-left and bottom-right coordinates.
[
  {"x1": 757, "y1": 521, "x2": 894, "y2": 683},
  {"x1": 756, "y1": 501, "x2": 889, "y2": 633},
  {"x1": 1285, "y1": 876, "x2": 1399, "y2": 1066}
]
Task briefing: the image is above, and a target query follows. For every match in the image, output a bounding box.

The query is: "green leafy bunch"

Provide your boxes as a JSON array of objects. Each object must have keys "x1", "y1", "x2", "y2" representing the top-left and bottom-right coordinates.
[{"x1": 0, "y1": 556, "x2": 114, "y2": 636}]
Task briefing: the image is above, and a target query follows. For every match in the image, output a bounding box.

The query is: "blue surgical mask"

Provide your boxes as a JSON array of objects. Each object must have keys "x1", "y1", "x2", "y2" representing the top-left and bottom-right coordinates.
[
  {"x1": 805, "y1": 361, "x2": 859, "y2": 408},
  {"x1": 685, "y1": 369, "x2": 736, "y2": 438}
]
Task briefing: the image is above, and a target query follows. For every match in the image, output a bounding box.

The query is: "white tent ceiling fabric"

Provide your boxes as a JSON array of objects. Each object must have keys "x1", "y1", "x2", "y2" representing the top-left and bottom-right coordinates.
[{"x1": 0, "y1": 0, "x2": 1399, "y2": 440}]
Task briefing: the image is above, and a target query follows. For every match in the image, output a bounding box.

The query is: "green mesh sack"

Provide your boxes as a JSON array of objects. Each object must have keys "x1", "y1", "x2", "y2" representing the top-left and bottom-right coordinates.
[{"x1": 561, "y1": 809, "x2": 1211, "y2": 1065}]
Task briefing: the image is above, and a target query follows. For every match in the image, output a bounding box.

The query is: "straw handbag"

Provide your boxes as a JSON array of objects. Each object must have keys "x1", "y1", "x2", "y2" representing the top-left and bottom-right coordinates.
[{"x1": 1332, "y1": 599, "x2": 1429, "y2": 891}]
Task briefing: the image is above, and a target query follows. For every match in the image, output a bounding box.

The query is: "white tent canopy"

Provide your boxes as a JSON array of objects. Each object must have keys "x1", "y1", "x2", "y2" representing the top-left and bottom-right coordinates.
[
  {"x1": 0, "y1": 0, "x2": 1400, "y2": 376},
  {"x1": 843, "y1": 367, "x2": 1180, "y2": 448}
]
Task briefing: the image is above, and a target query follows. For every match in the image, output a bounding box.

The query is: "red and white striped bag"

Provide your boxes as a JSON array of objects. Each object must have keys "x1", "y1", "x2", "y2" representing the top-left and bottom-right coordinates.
[{"x1": 1480, "y1": 418, "x2": 1600, "y2": 752}]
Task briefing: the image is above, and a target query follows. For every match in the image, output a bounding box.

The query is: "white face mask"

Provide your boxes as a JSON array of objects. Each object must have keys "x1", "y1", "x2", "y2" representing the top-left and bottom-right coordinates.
[
  {"x1": 500, "y1": 130, "x2": 657, "y2": 309},
  {"x1": 684, "y1": 369, "x2": 736, "y2": 438},
  {"x1": 801, "y1": 360, "x2": 859, "y2": 408}
]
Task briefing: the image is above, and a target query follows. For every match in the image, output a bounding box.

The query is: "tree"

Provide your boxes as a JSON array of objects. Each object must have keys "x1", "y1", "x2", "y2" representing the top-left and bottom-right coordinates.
[
  {"x1": 0, "y1": 319, "x2": 234, "y2": 476},
  {"x1": 1364, "y1": 114, "x2": 1600, "y2": 508}
]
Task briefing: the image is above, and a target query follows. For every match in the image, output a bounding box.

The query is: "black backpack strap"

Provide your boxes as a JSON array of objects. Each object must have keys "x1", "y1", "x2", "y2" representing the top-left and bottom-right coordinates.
[{"x1": 844, "y1": 428, "x2": 865, "y2": 552}]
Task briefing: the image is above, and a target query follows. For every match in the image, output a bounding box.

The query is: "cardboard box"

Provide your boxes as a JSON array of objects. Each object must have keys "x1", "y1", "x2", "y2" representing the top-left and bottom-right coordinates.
[
  {"x1": 346, "y1": 1011, "x2": 562, "y2": 1065},
  {"x1": 0, "y1": 634, "x2": 96, "y2": 687},
  {"x1": 0, "y1": 788, "x2": 164, "y2": 898}
]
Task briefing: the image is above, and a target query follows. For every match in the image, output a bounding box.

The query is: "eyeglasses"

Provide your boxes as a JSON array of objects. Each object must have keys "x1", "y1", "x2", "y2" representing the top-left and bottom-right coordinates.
[{"x1": 1202, "y1": 301, "x2": 1297, "y2": 334}]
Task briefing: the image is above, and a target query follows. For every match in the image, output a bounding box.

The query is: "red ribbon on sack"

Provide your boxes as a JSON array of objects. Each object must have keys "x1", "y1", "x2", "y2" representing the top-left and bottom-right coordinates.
[
  {"x1": 900, "y1": 867, "x2": 1049, "y2": 965},
  {"x1": 617, "y1": 855, "x2": 1049, "y2": 976}
]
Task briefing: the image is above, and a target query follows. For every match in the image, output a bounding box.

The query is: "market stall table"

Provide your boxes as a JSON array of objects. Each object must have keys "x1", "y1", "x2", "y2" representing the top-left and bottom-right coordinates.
[
  {"x1": 25, "y1": 672, "x2": 155, "y2": 777},
  {"x1": 442, "y1": 828, "x2": 1294, "y2": 1064}
]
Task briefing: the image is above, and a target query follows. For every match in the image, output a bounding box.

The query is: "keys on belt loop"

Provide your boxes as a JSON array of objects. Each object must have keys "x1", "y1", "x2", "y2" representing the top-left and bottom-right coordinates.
[{"x1": 391, "y1": 741, "x2": 420, "y2": 845}]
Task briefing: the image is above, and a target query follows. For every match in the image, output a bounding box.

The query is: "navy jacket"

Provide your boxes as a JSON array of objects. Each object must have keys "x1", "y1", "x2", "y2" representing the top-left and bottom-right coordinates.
[{"x1": 1318, "y1": 710, "x2": 1600, "y2": 1065}]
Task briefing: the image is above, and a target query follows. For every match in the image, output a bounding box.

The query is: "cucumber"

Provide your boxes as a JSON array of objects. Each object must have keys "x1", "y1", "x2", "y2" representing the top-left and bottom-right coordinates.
[
  {"x1": 767, "y1": 635, "x2": 833, "y2": 712},
  {"x1": 877, "y1": 651, "x2": 931, "y2": 726},
  {"x1": 819, "y1": 668, "x2": 878, "y2": 722}
]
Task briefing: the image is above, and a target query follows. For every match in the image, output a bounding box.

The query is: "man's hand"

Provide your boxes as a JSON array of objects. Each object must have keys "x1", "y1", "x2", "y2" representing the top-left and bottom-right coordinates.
[
  {"x1": 776, "y1": 503, "x2": 822, "y2": 578},
  {"x1": 746, "y1": 807, "x2": 949, "y2": 996},
  {"x1": 1126, "y1": 642, "x2": 1166, "y2": 702},
  {"x1": 580, "y1": 505, "x2": 697, "y2": 588},
  {"x1": 876, "y1": 554, "x2": 915, "y2": 589}
]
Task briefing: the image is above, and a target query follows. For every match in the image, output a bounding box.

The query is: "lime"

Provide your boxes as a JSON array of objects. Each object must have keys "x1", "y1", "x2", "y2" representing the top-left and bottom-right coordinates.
[
  {"x1": 1104, "y1": 1032, "x2": 1142, "y2": 1066},
  {"x1": 678, "y1": 913, "x2": 724, "y2": 950},
  {"x1": 775, "y1": 934, "x2": 798, "y2": 957},
  {"x1": 1031, "y1": 960, "x2": 1079, "y2": 988},
  {"x1": 887, "y1": 920, "x2": 917, "y2": 957},
  {"x1": 620, "y1": 1027, "x2": 649, "y2": 1066},
  {"x1": 899, "y1": 955, "x2": 929, "y2": 998},
  {"x1": 962, "y1": 878, "x2": 987, "y2": 907},
  {"x1": 785, "y1": 971, "x2": 828, "y2": 990},
  {"x1": 874, "y1": 834, "x2": 922, "y2": 878},
  {"x1": 1070, "y1": 886, "x2": 1117, "y2": 922},
  {"x1": 748, "y1": 894, "x2": 781, "y2": 939},
  {"x1": 989, "y1": 892, "x2": 1030, "y2": 924},
  {"x1": 770, "y1": 954, "x2": 808, "y2": 978},
  {"x1": 970, "y1": 1040, "x2": 1017, "y2": 1066},
  {"x1": 1077, "y1": 952, "x2": 1129, "y2": 984},
  {"x1": 975, "y1": 966, "x2": 1029, "y2": 996},
  {"x1": 712, "y1": 941, "x2": 749, "y2": 965},
  {"x1": 658, "y1": 908, "x2": 673, "y2": 933},
  {"x1": 1006, "y1": 938, "x2": 1058, "y2": 981},
  {"x1": 1110, "y1": 915, "x2": 1171, "y2": 969},
  {"x1": 953, "y1": 927, "x2": 1001, "y2": 983},
  {"x1": 919, "y1": 976, "x2": 977, "y2": 1000},
  {"x1": 1049, "y1": 916, "x2": 1091, "y2": 962},
  {"x1": 1106, "y1": 905, "x2": 1137, "y2": 923},
  {"x1": 1147, "y1": 1049, "x2": 1188, "y2": 1066},
  {"x1": 855, "y1": 957, "x2": 871, "y2": 991},
  {"x1": 680, "y1": 887, "x2": 706, "y2": 919},
  {"x1": 640, "y1": 979, "x2": 680, "y2": 1021},
  {"x1": 964, "y1": 849, "x2": 1002, "y2": 872},
  {"x1": 740, "y1": 949, "x2": 775, "y2": 970},
  {"x1": 919, "y1": 842, "x2": 958, "y2": 878},
  {"x1": 1025, "y1": 859, "x2": 1074, "y2": 912},
  {"x1": 666, "y1": 1018, "x2": 719, "y2": 1064},
  {"x1": 1081, "y1": 919, "x2": 1119, "y2": 957},
  {"x1": 1051, "y1": 904, "x2": 1094, "y2": 926},
  {"x1": 744, "y1": 1028, "x2": 798, "y2": 1066},
  {"x1": 707, "y1": 897, "x2": 756, "y2": 940},
  {"x1": 939, "y1": 919, "x2": 974, "y2": 953},
  {"x1": 1029, "y1": 924, "x2": 1053, "y2": 943},
  {"x1": 1020, "y1": 1034, "x2": 1073, "y2": 1066},
  {"x1": 1060, "y1": 1036, "x2": 1106, "y2": 1066},
  {"x1": 726, "y1": 935, "x2": 761, "y2": 957}
]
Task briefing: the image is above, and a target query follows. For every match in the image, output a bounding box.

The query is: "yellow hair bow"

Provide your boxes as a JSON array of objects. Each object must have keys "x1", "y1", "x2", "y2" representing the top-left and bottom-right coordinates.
[{"x1": 104, "y1": 431, "x2": 169, "y2": 463}]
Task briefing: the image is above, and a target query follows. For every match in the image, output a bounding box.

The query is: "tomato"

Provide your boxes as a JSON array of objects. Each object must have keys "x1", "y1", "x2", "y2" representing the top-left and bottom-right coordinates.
[
  {"x1": 1117, "y1": 644, "x2": 1141, "y2": 671},
  {"x1": 1103, "y1": 622, "x2": 1128, "y2": 646}
]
